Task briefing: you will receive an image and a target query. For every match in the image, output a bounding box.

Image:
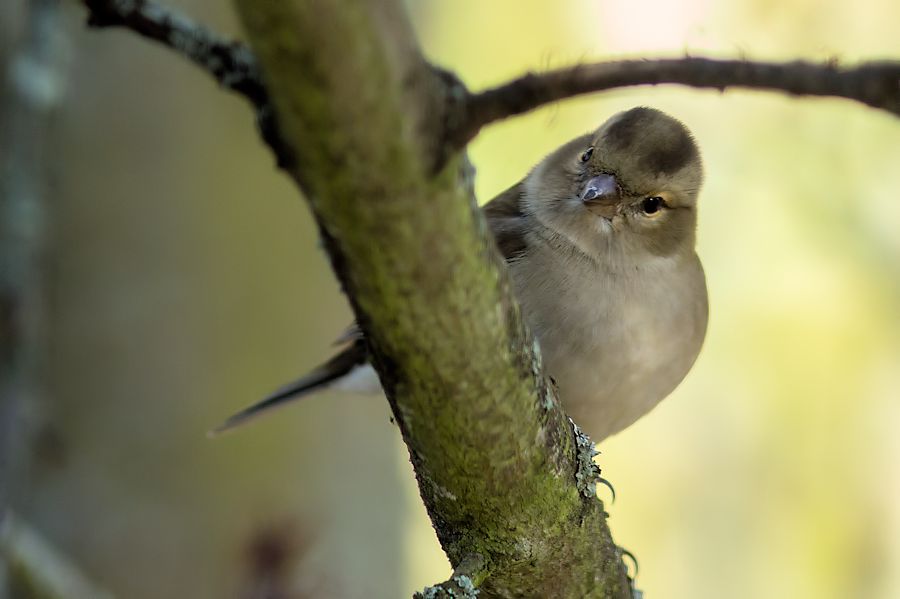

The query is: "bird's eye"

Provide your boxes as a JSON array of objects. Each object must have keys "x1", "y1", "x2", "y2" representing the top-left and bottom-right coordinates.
[
  {"x1": 580, "y1": 147, "x2": 593, "y2": 163},
  {"x1": 641, "y1": 196, "x2": 667, "y2": 216}
]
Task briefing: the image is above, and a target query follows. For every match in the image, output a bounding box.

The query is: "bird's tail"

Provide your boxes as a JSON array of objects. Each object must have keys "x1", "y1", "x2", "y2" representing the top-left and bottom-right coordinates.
[{"x1": 209, "y1": 339, "x2": 367, "y2": 436}]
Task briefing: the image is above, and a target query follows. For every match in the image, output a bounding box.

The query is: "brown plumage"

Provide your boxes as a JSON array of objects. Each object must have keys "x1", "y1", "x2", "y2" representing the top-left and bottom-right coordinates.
[{"x1": 214, "y1": 107, "x2": 708, "y2": 441}]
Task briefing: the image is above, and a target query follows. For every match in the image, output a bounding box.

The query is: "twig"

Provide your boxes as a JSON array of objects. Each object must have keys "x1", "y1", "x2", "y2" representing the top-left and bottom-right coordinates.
[
  {"x1": 81, "y1": 0, "x2": 292, "y2": 166},
  {"x1": 79, "y1": 4, "x2": 900, "y2": 167},
  {"x1": 1, "y1": 512, "x2": 115, "y2": 599},
  {"x1": 82, "y1": 0, "x2": 262, "y2": 103},
  {"x1": 451, "y1": 57, "x2": 900, "y2": 149}
]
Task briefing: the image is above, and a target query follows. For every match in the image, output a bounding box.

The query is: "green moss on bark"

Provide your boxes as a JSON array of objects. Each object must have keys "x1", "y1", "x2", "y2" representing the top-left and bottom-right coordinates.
[{"x1": 232, "y1": 1, "x2": 631, "y2": 596}]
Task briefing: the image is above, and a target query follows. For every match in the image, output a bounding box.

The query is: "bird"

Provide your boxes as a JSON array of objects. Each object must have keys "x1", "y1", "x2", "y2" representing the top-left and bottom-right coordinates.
[{"x1": 213, "y1": 106, "x2": 708, "y2": 441}]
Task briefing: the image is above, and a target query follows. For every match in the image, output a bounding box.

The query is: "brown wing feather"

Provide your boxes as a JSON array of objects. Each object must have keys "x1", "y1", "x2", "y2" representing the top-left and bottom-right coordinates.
[
  {"x1": 210, "y1": 339, "x2": 367, "y2": 435},
  {"x1": 213, "y1": 181, "x2": 534, "y2": 434},
  {"x1": 483, "y1": 181, "x2": 531, "y2": 261}
]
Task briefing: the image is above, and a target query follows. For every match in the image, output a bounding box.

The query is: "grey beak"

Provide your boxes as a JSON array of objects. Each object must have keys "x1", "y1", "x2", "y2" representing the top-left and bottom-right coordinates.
[{"x1": 580, "y1": 174, "x2": 620, "y2": 205}]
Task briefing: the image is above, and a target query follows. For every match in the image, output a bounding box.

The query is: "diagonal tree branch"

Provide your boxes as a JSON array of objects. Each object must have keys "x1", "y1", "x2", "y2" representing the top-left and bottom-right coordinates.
[
  {"x1": 82, "y1": 0, "x2": 263, "y2": 104},
  {"x1": 414, "y1": 553, "x2": 488, "y2": 598},
  {"x1": 81, "y1": 0, "x2": 293, "y2": 166},
  {"x1": 78, "y1": 2, "x2": 632, "y2": 596},
  {"x1": 76, "y1": 1, "x2": 898, "y2": 596},
  {"x1": 230, "y1": 1, "x2": 630, "y2": 596},
  {"x1": 449, "y1": 57, "x2": 900, "y2": 150}
]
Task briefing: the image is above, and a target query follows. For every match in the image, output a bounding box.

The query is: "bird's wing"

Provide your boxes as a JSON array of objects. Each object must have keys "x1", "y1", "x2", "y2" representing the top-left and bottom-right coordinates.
[
  {"x1": 212, "y1": 182, "x2": 532, "y2": 435},
  {"x1": 483, "y1": 181, "x2": 530, "y2": 262},
  {"x1": 209, "y1": 338, "x2": 368, "y2": 435}
]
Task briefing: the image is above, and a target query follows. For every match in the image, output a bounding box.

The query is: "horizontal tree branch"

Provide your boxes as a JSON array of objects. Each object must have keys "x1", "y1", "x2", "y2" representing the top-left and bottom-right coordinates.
[
  {"x1": 451, "y1": 57, "x2": 900, "y2": 149},
  {"x1": 80, "y1": 2, "x2": 900, "y2": 168},
  {"x1": 81, "y1": 0, "x2": 293, "y2": 166}
]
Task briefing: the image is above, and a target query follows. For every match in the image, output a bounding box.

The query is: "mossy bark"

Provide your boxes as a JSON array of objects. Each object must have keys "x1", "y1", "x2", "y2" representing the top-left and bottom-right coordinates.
[{"x1": 232, "y1": 1, "x2": 631, "y2": 596}]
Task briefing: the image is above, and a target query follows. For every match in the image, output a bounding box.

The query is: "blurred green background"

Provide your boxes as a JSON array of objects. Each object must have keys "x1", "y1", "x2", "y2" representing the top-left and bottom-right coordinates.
[{"x1": 6, "y1": 0, "x2": 900, "y2": 597}]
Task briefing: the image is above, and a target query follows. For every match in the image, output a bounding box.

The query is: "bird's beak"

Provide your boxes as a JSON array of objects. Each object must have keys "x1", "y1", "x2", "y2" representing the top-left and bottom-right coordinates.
[{"x1": 580, "y1": 174, "x2": 620, "y2": 219}]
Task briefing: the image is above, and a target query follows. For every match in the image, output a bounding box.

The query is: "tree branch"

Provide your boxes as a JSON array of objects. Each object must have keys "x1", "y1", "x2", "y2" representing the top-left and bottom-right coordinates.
[
  {"x1": 1, "y1": 512, "x2": 114, "y2": 599},
  {"x1": 81, "y1": 0, "x2": 293, "y2": 166},
  {"x1": 80, "y1": 2, "x2": 900, "y2": 168},
  {"x1": 82, "y1": 0, "x2": 262, "y2": 103},
  {"x1": 451, "y1": 57, "x2": 900, "y2": 149},
  {"x1": 78, "y1": 2, "x2": 900, "y2": 596},
  {"x1": 414, "y1": 554, "x2": 487, "y2": 598},
  {"x1": 231, "y1": 1, "x2": 629, "y2": 596}
]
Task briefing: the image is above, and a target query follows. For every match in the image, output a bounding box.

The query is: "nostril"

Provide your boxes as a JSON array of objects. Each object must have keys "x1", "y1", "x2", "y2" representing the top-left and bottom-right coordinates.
[{"x1": 581, "y1": 187, "x2": 599, "y2": 201}]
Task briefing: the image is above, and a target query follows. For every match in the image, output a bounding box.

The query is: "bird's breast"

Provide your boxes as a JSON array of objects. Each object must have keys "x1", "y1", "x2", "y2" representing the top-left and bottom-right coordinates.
[{"x1": 509, "y1": 245, "x2": 708, "y2": 441}]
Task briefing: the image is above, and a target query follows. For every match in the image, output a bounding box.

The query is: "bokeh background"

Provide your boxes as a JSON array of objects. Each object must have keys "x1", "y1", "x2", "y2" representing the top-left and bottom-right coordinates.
[{"x1": 4, "y1": 0, "x2": 900, "y2": 597}]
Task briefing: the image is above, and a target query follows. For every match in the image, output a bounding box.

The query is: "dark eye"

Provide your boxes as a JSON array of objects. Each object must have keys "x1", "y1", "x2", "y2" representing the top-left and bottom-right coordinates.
[
  {"x1": 580, "y1": 147, "x2": 593, "y2": 163},
  {"x1": 641, "y1": 196, "x2": 666, "y2": 216}
]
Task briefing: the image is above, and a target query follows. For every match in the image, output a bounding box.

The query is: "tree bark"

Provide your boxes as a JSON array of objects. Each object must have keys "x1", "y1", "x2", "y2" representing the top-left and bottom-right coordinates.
[{"x1": 232, "y1": 1, "x2": 630, "y2": 597}]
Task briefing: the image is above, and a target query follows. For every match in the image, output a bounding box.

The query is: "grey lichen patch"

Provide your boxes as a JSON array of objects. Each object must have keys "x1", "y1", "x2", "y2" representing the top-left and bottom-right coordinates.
[
  {"x1": 168, "y1": 27, "x2": 215, "y2": 66},
  {"x1": 416, "y1": 575, "x2": 480, "y2": 598},
  {"x1": 434, "y1": 483, "x2": 458, "y2": 502},
  {"x1": 457, "y1": 154, "x2": 477, "y2": 200},
  {"x1": 452, "y1": 575, "x2": 480, "y2": 596},
  {"x1": 417, "y1": 472, "x2": 459, "y2": 505},
  {"x1": 571, "y1": 418, "x2": 601, "y2": 498},
  {"x1": 530, "y1": 338, "x2": 544, "y2": 374},
  {"x1": 417, "y1": 586, "x2": 441, "y2": 599},
  {"x1": 540, "y1": 379, "x2": 556, "y2": 410},
  {"x1": 530, "y1": 339, "x2": 557, "y2": 411},
  {"x1": 110, "y1": 0, "x2": 138, "y2": 12},
  {"x1": 140, "y1": 0, "x2": 174, "y2": 24},
  {"x1": 513, "y1": 537, "x2": 534, "y2": 559}
]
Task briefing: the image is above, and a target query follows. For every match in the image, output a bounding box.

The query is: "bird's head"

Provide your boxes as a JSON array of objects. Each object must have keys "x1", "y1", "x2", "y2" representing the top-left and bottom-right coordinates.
[{"x1": 524, "y1": 106, "x2": 704, "y2": 260}]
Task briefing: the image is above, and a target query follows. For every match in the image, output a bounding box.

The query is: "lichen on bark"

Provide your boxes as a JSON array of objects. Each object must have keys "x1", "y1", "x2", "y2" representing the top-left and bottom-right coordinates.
[{"x1": 231, "y1": 1, "x2": 631, "y2": 596}]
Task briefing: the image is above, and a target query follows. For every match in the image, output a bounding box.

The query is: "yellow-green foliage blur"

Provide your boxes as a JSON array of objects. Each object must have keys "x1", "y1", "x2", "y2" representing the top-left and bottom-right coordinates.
[{"x1": 409, "y1": 2, "x2": 900, "y2": 597}]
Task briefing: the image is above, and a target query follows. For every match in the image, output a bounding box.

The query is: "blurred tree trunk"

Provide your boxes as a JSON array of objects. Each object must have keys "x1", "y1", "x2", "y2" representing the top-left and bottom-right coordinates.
[
  {"x1": 1, "y1": 0, "x2": 64, "y2": 519},
  {"x1": 4, "y1": 2, "x2": 408, "y2": 598},
  {"x1": 0, "y1": 0, "x2": 59, "y2": 506}
]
